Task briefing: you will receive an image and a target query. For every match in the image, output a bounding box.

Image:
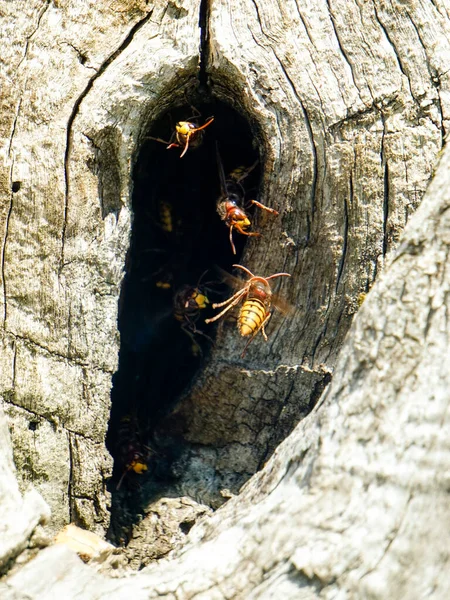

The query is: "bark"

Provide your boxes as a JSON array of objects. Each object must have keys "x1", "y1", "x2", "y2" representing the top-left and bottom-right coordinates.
[
  {"x1": 0, "y1": 0, "x2": 449, "y2": 597},
  {"x1": 0, "y1": 0, "x2": 203, "y2": 534},
  {"x1": 1, "y1": 102, "x2": 449, "y2": 599},
  {"x1": 158, "y1": 0, "x2": 448, "y2": 504}
]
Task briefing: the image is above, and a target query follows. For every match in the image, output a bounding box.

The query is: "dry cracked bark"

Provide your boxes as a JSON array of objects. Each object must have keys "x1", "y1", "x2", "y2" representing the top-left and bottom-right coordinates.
[
  {"x1": 152, "y1": 0, "x2": 449, "y2": 507},
  {"x1": 0, "y1": 0, "x2": 449, "y2": 596},
  {"x1": 1, "y1": 0, "x2": 203, "y2": 534},
  {"x1": 1, "y1": 96, "x2": 449, "y2": 600}
]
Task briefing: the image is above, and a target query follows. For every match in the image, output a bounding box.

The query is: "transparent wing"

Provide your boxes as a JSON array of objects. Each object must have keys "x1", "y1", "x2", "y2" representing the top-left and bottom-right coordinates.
[
  {"x1": 215, "y1": 143, "x2": 228, "y2": 197},
  {"x1": 214, "y1": 265, "x2": 295, "y2": 315}
]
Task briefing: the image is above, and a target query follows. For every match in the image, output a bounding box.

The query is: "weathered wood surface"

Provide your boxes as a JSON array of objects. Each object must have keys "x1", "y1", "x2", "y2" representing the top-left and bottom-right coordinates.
[
  {"x1": 0, "y1": 412, "x2": 50, "y2": 575},
  {"x1": 0, "y1": 0, "x2": 202, "y2": 534},
  {"x1": 163, "y1": 0, "x2": 449, "y2": 503},
  {"x1": 1, "y1": 127, "x2": 449, "y2": 599},
  {"x1": 0, "y1": 0, "x2": 449, "y2": 595}
]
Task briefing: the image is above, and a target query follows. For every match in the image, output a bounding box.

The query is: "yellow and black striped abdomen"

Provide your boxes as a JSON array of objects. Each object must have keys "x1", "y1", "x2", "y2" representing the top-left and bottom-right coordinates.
[
  {"x1": 229, "y1": 165, "x2": 248, "y2": 182},
  {"x1": 159, "y1": 200, "x2": 173, "y2": 233},
  {"x1": 238, "y1": 299, "x2": 267, "y2": 337}
]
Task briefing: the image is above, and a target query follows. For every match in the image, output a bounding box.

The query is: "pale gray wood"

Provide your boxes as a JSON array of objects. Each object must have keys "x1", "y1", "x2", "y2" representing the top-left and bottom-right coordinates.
[
  {"x1": 0, "y1": 406, "x2": 50, "y2": 574},
  {"x1": 168, "y1": 0, "x2": 449, "y2": 507},
  {"x1": 1, "y1": 138, "x2": 449, "y2": 594},
  {"x1": 0, "y1": 0, "x2": 202, "y2": 534},
  {"x1": 0, "y1": 0, "x2": 449, "y2": 597}
]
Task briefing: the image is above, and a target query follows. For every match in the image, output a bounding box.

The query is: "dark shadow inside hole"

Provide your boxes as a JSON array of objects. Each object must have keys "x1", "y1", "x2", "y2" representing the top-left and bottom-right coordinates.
[{"x1": 106, "y1": 100, "x2": 261, "y2": 541}]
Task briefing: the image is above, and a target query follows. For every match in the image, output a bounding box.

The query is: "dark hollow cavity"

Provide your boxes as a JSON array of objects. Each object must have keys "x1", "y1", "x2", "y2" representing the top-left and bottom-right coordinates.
[{"x1": 106, "y1": 100, "x2": 260, "y2": 539}]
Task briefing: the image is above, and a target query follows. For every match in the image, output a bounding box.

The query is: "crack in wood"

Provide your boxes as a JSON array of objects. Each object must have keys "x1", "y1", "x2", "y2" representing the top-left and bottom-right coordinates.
[
  {"x1": 383, "y1": 162, "x2": 390, "y2": 257},
  {"x1": 293, "y1": 6, "x2": 348, "y2": 117},
  {"x1": 3, "y1": 331, "x2": 114, "y2": 374},
  {"x1": 61, "y1": 8, "x2": 155, "y2": 269},
  {"x1": 405, "y1": 8, "x2": 443, "y2": 133},
  {"x1": 16, "y1": 0, "x2": 51, "y2": 71},
  {"x1": 379, "y1": 113, "x2": 389, "y2": 258},
  {"x1": 3, "y1": 95, "x2": 25, "y2": 327},
  {"x1": 325, "y1": 0, "x2": 365, "y2": 102},
  {"x1": 2, "y1": 395, "x2": 59, "y2": 426},
  {"x1": 336, "y1": 178, "x2": 350, "y2": 291},
  {"x1": 299, "y1": 100, "x2": 319, "y2": 220},
  {"x1": 1, "y1": 159, "x2": 15, "y2": 327},
  {"x1": 249, "y1": 0, "x2": 263, "y2": 31},
  {"x1": 60, "y1": 41, "x2": 94, "y2": 70},
  {"x1": 311, "y1": 312, "x2": 331, "y2": 364},
  {"x1": 373, "y1": 1, "x2": 416, "y2": 104},
  {"x1": 6, "y1": 399, "x2": 100, "y2": 443},
  {"x1": 198, "y1": 0, "x2": 210, "y2": 87},
  {"x1": 11, "y1": 340, "x2": 17, "y2": 390},
  {"x1": 3, "y1": 394, "x2": 107, "y2": 442},
  {"x1": 7, "y1": 97, "x2": 22, "y2": 158},
  {"x1": 68, "y1": 431, "x2": 75, "y2": 522}
]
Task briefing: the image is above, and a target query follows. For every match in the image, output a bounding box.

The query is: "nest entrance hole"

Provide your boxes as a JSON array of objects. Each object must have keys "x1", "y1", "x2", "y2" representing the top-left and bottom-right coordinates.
[{"x1": 106, "y1": 100, "x2": 260, "y2": 512}]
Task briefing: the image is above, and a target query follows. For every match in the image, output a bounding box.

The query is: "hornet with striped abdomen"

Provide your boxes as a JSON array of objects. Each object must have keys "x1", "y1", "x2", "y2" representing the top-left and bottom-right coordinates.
[
  {"x1": 115, "y1": 415, "x2": 154, "y2": 490},
  {"x1": 205, "y1": 264, "x2": 292, "y2": 357},
  {"x1": 147, "y1": 114, "x2": 214, "y2": 158},
  {"x1": 215, "y1": 144, "x2": 279, "y2": 254}
]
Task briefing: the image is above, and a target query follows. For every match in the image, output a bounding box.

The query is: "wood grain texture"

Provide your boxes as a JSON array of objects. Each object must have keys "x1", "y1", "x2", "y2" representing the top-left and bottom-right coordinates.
[
  {"x1": 0, "y1": 0, "x2": 202, "y2": 533},
  {"x1": 2, "y1": 134, "x2": 449, "y2": 596},
  {"x1": 168, "y1": 0, "x2": 447, "y2": 503},
  {"x1": 0, "y1": 0, "x2": 449, "y2": 595}
]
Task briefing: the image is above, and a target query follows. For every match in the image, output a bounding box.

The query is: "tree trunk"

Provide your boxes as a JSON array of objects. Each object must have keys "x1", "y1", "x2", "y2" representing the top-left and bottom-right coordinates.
[
  {"x1": 0, "y1": 0, "x2": 203, "y2": 536},
  {"x1": 1, "y1": 0, "x2": 449, "y2": 597}
]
